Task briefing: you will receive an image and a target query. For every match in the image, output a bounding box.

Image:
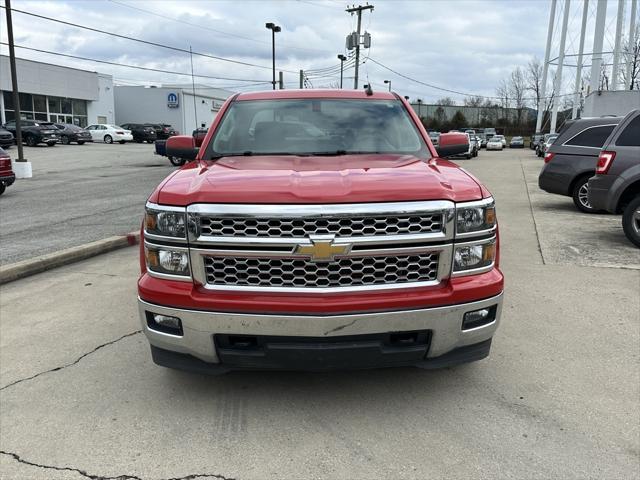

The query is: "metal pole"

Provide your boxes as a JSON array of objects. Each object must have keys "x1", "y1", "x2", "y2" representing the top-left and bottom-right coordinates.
[
  {"x1": 590, "y1": 0, "x2": 608, "y2": 94},
  {"x1": 340, "y1": 60, "x2": 344, "y2": 89},
  {"x1": 278, "y1": 71, "x2": 284, "y2": 90},
  {"x1": 573, "y1": 0, "x2": 589, "y2": 118},
  {"x1": 536, "y1": 0, "x2": 557, "y2": 133},
  {"x1": 299, "y1": 70, "x2": 304, "y2": 89},
  {"x1": 271, "y1": 29, "x2": 276, "y2": 90},
  {"x1": 4, "y1": 0, "x2": 25, "y2": 163},
  {"x1": 189, "y1": 46, "x2": 198, "y2": 129},
  {"x1": 551, "y1": 0, "x2": 571, "y2": 133},
  {"x1": 354, "y1": 11, "x2": 362, "y2": 89},
  {"x1": 625, "y1": 0, "x2": 638, "y2": 89},
  {"x1": 611, "y1": 0, "x2": 626, "y2": 90}
]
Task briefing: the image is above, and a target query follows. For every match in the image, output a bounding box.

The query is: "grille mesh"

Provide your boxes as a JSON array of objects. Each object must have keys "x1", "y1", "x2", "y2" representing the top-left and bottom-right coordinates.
[
  {"x1": 198, "y1": 214, "x2": 443, "y2": 238},
  {"x1": 203, "y1": 253, "x2": 439, "y2": 289}
]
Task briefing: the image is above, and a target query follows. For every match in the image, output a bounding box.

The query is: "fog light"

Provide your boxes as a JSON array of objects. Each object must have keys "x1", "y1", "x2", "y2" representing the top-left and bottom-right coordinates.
[
  {"x1": 462, "y1": 306, "x2": 497, "y2": 330},
  {"x1": 146, "y1": 312, "x2": 183, "y2": 336}
]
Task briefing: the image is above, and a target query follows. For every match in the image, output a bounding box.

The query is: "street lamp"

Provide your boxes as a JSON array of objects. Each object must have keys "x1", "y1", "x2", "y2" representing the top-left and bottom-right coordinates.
[
  {"x1": 383, "y1": 79, "x2": 391, "y2": 92},
  {"x1": 265, "y1": 22, "x2": 281, "y2": 90},
  {"x1": 337, "y1": 54, "x2": 347, "y2": 89}
]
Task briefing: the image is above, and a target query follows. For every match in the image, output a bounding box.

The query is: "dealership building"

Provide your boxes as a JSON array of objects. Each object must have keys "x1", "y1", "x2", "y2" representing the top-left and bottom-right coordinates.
[
  {"x1": 0, "y1": 55, "x2": 115, "y2": 127},
  {"x1": 114, "y1": 84, "x2": 234, "y2": 135}
]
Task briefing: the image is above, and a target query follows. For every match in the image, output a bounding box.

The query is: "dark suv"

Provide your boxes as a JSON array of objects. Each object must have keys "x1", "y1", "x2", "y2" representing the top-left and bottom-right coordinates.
[
  {"x1": 54, "y1": 123, "x2": 93, "y2": 145},
  {"x1": 538, "y1": 116, "x2": 622, "y2": 212},
  {"x1": 588, "y1": 109, "x2": 640, "y2": 247},
  {"x1": 145, "y1": 123, "x2": 177, "y2": 139},
  {"x1": 3, "y1": 120, "x2": 60, "y2": 146},
  {"x1": 120, "y1": 123, "x2": 157, "y2": 143}
]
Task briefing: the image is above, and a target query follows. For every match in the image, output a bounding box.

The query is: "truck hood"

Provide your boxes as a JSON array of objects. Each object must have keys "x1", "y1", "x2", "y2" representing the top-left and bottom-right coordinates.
[{"x1": 156, "y1": 154, "x2": 484, "y2": 205}]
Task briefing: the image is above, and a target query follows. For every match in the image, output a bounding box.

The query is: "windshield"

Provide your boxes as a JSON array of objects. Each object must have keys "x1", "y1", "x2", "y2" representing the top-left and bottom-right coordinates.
[{"x1": 209, "y1": 99, "x2": 428, "y2": 157}]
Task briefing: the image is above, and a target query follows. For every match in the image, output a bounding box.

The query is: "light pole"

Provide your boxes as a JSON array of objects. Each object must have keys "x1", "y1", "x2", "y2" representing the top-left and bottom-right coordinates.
[
  {"x1": 265, "y1": 22, "x2": 281, "y2": 90},
  {"x1": 383, "y1": 79, "x2": 391, "y2": 92},
  {"x1": 417, "y1": 98, "x2": 423, "y2": 118},
  {"x1": 337, "y1": 54, "x2": 347, "y2": 89}
]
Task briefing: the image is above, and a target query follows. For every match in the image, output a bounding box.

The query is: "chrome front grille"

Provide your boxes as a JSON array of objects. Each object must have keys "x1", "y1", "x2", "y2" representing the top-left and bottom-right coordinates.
[
  {"x1": 188, "y1": 201, "x2": 455, "y2": 292},
  {"x1": 203, "y1": 253, "x2": 440, "y2": 289},
  {"x1": 199, "y1": 214, "x2": 443, "y2": 238}
]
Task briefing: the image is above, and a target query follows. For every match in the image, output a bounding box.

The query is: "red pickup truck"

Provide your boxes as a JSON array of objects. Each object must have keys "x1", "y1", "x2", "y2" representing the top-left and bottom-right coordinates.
[{"x1": 138, "y1": 89, "x2": 504, "y2": 373}]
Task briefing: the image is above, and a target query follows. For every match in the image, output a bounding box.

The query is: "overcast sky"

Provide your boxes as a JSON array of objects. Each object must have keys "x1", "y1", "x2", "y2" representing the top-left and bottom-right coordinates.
[{"x1": 0, "y1": 0, "x2": 631, "y2": 104}]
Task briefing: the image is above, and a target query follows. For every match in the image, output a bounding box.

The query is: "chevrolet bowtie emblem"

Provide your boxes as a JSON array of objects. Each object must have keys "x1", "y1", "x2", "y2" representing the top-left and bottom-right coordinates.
[{"x1": 295, "y1": 235, "x2": 350, "y2": 262}]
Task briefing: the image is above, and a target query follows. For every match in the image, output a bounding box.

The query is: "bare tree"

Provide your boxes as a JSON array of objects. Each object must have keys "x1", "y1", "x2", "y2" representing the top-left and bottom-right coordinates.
[
  {"x1": 621, "y1": 22, "x2": 640, "y2": 90},
  {"x1": 435, "y1": 97, "x2": 456, "y2": 106},
  {"x1": 526, "y1": 57, "x2": 543, "y2": 110},
  {"x1": 463, "y1": 96, "x2": 484, "y2": 107},
  {"x1": 509, "y1": 67, "x2": 527, "y2": 125}
]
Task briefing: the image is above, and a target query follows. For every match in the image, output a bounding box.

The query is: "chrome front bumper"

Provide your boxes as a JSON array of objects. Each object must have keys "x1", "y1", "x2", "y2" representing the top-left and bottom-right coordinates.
[{"x1": 138, "y1": 293, "x2": 503, "y2": 366}]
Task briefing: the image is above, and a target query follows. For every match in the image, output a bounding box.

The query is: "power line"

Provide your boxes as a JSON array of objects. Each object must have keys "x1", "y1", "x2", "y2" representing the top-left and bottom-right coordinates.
[
  {"x1": 0, "y1": 6, "x2": 298, "y2": 73},
  {"x1": 107, "y1": 0, "x2": 334, "y2": 55},
  {"x1": 0, "y1": 43, "x2": 269, "y2": 83}
]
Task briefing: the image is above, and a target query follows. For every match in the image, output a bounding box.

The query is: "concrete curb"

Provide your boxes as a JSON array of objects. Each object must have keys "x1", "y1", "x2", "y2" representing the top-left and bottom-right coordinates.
[{"x1": 0, "y1": 232, "x2": 140, "y2": 285}]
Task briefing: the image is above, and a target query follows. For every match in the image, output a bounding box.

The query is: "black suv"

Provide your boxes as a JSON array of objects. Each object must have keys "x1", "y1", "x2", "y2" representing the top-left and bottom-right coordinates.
[
  {"x1": 0, "y1": 127, "x2": 13, "y2": 148},
  {"x1": 120, "y1": 123, "x2": 157, "y2": 143},
  {"x1": 538, "y1": 116, "x2": 622, "y2": 212},
  {"x1": 54, "y1": 123, "x2": 93, "y2": 145},
  {"x1": 588, "y1": 109, "x2": 640, "y2": 247},
  {"x1": 3, "y1": 120, "x2": 60, "y2": 146},
  {"x1": 145, "y1": 123, "x2": 177, "y2": 140}
]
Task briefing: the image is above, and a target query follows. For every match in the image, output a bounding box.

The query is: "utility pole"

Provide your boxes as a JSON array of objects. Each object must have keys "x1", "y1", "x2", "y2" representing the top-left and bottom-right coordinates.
[
  {"x1": 346, "y1": 4, "x2": 374, "y2": 89},
  {"x1": 337, "y1": 54, "x2": 347, "y2": 88},
  {"x1": 536, "y1": 0, "x2": 557, "y2": 134},
  {"x1": 4, "y1": 0, "x2": 29, "y2": 178},
  {"x1": 572, "y1": 0, "x2": 589, "y2": 118},
  {"x1": 278, "y1": 71, "x2": 284, "y2": 89},
  {"x1": 551, "y1": 0, "x2": 571, "y2": 134},
  {"x1": 299, "y1": 70, "x2": 304, "y2": 89}
]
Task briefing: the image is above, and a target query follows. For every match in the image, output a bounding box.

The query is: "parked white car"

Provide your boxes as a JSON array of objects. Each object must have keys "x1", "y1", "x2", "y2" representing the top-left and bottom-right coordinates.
[
  {"x1": 486, "y1": 137, "x2": 504, "y2": 150},
  {"x1": 492, "y1": 134, "x2": 507, "y2": 147},
  {"x1": 85, "y1": 124, "x2": 133, "y2": 144}
]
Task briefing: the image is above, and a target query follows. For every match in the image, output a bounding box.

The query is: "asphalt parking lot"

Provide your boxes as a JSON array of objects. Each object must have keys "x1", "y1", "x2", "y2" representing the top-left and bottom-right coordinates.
[
  {"x1": 0, "y1": 148, "x2": 638, "y2": 479},
  {"x1": 0, "y1": 142, "x2": 175, "y2": 264}
]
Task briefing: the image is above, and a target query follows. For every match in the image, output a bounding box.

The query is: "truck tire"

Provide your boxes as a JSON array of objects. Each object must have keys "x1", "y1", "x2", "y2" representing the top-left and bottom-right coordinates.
[
  {"x1": 169, "y1": 156, "x2": 186, "y2": 166},
  {"x1": 77, "y1": 141, "x2": 85, "y2": 145},
  {"x1": 0, "y1": 184, "x2": 5, "y2": 196},
  {"x1": 104, "y1": 134, "x2": 113, "y2": 144},
  {"x1": 572, "y1": 175, "x2": 597, "y2": 213},
  {"x1": 26, "y1": 135, "x2": 37, "y2": 147},
  {"x1": 622, "y1": 195, "x2": 640, "y2": 248}
]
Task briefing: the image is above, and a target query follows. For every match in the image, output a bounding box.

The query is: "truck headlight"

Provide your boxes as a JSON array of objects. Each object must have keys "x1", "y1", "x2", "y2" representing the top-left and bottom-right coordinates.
[
  {"x1": 456, "y1": 200, "x2": 496, "y2": 235},
  {"x1": 145, "y1": 245, "x2": 190, "y2": 277},
  {"x1": 145, "y1": 208, "x2": 186, "y2": 238},
  {"x1": 453, "y1": 240, "x2": 496, "y2": 275}
]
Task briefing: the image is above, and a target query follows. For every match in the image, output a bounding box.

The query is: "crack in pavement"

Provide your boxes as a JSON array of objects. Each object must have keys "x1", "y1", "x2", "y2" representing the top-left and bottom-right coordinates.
[
  {"x1": 519, "y1": 160, "x2": 546, "y2": 265},
  {"x1": 0, "y1": 451, "x2": 142, "y2": 479},
  {"x1": 0, "y1": 331, "x2": 141, "y2": 391},
  {"x1": 1, "y1": 451, "x2": 237, "y2": 480}
]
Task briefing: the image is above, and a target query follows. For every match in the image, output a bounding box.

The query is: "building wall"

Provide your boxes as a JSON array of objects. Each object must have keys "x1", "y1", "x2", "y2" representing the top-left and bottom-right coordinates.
[
  {"x1": 114, "y1": 86, "x2": 231, "y2": 134},
  {"x1": 0, "y1": 56, "x2": 99, "y2": 100},
  {"x1": 86, "y1": 74, "x2": 115, "y2": 124},
  {"x1": 583, "y1": 91, "x2": 640, "y2": 117}
]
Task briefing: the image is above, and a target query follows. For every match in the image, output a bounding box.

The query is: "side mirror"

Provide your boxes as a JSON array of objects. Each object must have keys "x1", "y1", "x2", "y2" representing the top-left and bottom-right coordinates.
[
  {"x1": 166, "y1": 135, "x2": 199, "y2": 161},
  {"x1": 435, "y1": 132, "x2": 469, "y2": 158}
]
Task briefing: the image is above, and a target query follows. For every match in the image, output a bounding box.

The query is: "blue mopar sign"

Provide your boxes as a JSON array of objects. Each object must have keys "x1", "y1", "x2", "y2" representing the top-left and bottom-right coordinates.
[{"x1": 167, "y1": 92, "x2": 179, "y2": 108}]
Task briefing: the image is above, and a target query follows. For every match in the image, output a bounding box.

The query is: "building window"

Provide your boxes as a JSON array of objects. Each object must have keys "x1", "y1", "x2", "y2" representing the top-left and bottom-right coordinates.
[
  {"x1": 2, "y1": 92, "x2": 88, "y2": 126},
  {"x1": 33, "y1": 95, "x2": 47, "y2": 113},
  {"x1": 48, "y1": 97, "x2": 61, "y2": 113},
  {"x1": 19, "y1": 92, "x2": 33, "y2": 111},
  {"x1": 61, "y1": 98, "x2": 72, "y2": 114},
  {"x1": 3, "y1": 91, "x2": 14, "y2": 110}
]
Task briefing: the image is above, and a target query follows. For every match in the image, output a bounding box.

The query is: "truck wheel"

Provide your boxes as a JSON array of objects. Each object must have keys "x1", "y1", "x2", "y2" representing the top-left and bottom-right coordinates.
[
  {"x1": 46, "y1": 142, "x2": 56, "y2": 147},
  {"x1": 572, "y1": 176, "x2": 597, "y2": 213},
  {"x1": 26, "y1": 135, "x2": 37, "y2": 147},
  {"x1": 0, "y1": 184, "x2": 5, "y2": 196},
  {"x1": 169, "y1": 156, "x2": 186, "y2": 166},
  {"x1": 61, "y1": 135, "x2": 70, "y2": 145},
  {"x1": 465, "y1": 154, "x2": 471, "y2": 159},
  {"x1": 104, "y1": 135, "x2": 113, "y2": 144},
  {"x1": 622, "y1": 195, "x2": 640, "y2": 248},
  {"x1": 77, "y1": 141, "x2": 85, "y2": 145}
]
